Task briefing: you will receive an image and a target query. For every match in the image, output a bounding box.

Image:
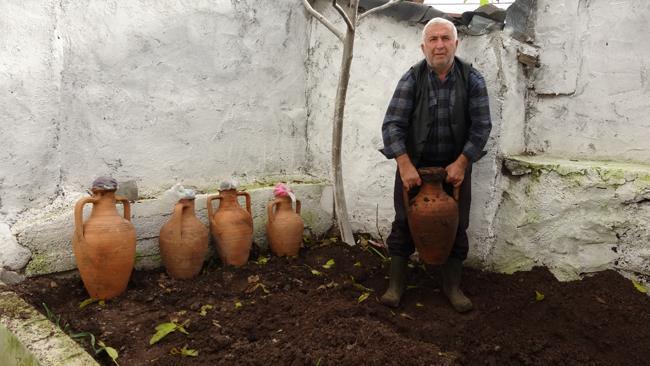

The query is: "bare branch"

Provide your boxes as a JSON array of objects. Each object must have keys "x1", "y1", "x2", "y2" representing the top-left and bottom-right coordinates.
[
  {"x1": 332, "y1": 0, "x2": 354, "y2": 31},
  {"x1": 358, "y1": 0, "x2": 404, "y2": 22},
  {"x1": 302, "y1": 0, "x2": 344, "y2": 41}
]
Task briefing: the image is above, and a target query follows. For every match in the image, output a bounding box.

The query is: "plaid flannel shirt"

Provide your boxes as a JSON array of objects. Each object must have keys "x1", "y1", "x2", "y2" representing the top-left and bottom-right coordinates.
[{"x1": 381, "y1": 61, "x2": 492, "y2": 164}]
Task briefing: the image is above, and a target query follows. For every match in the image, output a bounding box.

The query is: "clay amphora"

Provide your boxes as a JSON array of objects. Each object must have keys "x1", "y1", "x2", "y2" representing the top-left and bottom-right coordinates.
[
  {"x1": 404, "y1": 167, "x2": 460, "y2": 265},
  {"x1": 206, "y1": 189, "x2": 253, "y2": 266},
  {"x1": 267, "y1": 196, "x2": 304, "y2": 256},
  {"x1": 72, "y1": 189, "x2": 136, "y2": 300},
  {"x1": 159, "y1": 198, "x2": 209, "y2": 279}
]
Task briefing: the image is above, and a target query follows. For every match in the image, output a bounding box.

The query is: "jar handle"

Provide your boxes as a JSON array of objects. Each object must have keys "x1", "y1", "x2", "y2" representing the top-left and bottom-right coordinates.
[
  {"x1": 172, "y1": 202, "x2": 184, "y2": 244},
  {"x1": 267, "y1": 198, "x2": 280, "y2": 224},
  {"x1": 115, "y1": 195, "x2": 132, "y2": 221},
  {"x1": 295, "y1": 199, "x2": 301, "y2": 214},
  {"x1": 237, "y1": 192, "x2": 252, "y2": 214},
  {"x1": 206, "y1": 194, "x2": 222, "y2": 226},
  {"x1": 74, "y1": 196, "x2": 98, "y2": 242}
]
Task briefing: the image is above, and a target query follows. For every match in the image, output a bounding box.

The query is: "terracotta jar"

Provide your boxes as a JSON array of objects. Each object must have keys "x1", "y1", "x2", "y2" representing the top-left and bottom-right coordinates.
[
  {"x1": 267, "y1": 196, "x2": 304, "y2": 256},
  {"x1": 206, "y1": 189, "x2": 253, "y2": 266},
  {"x1": 404, "y1": 167, "x2": 459, "y2": 264},
  {"x1": 159, "y1": 198, "x2": 209, "y2": 279},
  {"x1": 72, "y1": 188, "x2": 136, "y2": 300}
]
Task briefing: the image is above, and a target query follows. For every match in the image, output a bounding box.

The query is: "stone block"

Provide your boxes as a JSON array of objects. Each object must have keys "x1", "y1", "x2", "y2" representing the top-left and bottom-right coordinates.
[
  {"x1": 116, "y1": 180, "x2": 139, "y2": 201},
  {"x1": 0, "y1": 222, "x2": 31, "y2": 271}
]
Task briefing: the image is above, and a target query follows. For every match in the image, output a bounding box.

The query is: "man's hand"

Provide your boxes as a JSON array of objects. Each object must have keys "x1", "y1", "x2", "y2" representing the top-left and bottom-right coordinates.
[
  {"x1": 396, "y1": 154, "x2": 421, "y2": 191},
  {"x1": 445, "y1": 154, "x2": 469, "y2": 188}
]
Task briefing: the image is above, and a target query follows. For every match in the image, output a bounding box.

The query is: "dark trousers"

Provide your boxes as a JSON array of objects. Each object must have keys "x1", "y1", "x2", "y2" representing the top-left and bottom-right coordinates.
[{"x1": 386, "y1": 165, "x2": 472, "y2": 261}]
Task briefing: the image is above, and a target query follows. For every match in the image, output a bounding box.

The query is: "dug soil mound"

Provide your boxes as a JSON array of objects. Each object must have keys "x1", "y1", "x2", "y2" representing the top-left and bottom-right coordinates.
[{"x1": 9, "y1": 241, "x2": 650, "y2": 366}]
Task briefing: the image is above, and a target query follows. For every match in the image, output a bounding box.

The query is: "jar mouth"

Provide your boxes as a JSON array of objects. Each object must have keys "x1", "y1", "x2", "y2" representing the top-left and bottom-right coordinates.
[{"x1": 417, "y1": 167, "x2": 446, "y2": 183}]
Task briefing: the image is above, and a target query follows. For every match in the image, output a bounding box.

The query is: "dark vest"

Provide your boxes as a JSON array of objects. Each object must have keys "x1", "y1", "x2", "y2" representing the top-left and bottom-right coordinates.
[{"x1": 407, "y1": 57, "x2": 472, "y2": 166}]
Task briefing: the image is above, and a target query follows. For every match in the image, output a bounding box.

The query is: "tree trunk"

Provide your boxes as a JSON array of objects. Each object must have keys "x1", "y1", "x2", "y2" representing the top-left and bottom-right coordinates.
[{"x1": 331, "y1": 26, "x2": 356, "y2": 245}]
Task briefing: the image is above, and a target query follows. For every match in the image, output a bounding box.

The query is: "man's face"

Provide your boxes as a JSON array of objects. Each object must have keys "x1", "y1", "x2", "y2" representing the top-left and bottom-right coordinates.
[{"x1": 421, "y1": 23, "x2": 458, "y2": 72}]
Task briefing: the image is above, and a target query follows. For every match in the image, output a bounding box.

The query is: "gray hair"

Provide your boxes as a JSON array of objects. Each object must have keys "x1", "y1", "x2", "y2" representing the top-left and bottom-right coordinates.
[{"x1": 421, "y1": 17, "x2": 457, "y2": 42}]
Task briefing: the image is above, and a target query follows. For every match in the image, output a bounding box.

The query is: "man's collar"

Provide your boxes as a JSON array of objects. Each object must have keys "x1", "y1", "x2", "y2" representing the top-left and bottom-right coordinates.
[{"x1": 427, "y1": 59, "x2": 456, "y2": 80}]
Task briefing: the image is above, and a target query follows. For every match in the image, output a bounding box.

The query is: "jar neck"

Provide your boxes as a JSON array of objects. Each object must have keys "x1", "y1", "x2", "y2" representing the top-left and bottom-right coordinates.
[
  {"x1": 218, "y1": 189, "x2": 240, "y2": 208},
  {"x1": 91, "y1": 190, "x2": 119, "y2": 215}
]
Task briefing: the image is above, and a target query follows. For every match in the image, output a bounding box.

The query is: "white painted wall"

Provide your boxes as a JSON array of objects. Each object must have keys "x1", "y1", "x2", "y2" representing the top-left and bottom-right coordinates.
[
  {"x1": 527, "y1": 0, "x2": 650, "y2": 162},
  {"x1": 0, "y1": 0, "x2": 311, "y2": 224}
]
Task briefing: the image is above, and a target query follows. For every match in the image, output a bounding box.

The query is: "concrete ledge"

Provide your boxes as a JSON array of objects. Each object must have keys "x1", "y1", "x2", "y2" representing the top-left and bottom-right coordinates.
[
  {"x1": 491, "y1": 155, "x2": 650, "y2": 281},
  {"x1": 0, "y1": 286, "x2": 98, "y2": 366},
  {"x1": 15, "y1": 183, "x2": 333, "y2": 276}
]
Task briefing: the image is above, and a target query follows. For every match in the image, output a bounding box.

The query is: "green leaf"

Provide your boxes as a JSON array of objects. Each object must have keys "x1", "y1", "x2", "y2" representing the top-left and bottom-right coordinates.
[
  {"x1": 353, "y1": 261, "x2": 362, "y2": 267},
  {"x1": 255, "y1": 256, "x2": 269, "y2": 265},
  {"x1": 322, "y1": 259, "x2": 335, "y2": 269},
  {"x1": 357, "y1": 292, "x2": 370, "y2": 303},
  {"x1": 416, "y1": 302, "x2": 424, "y2": 308},
  {"x1": 79, "y1": 298, "x2": 97, "y2": 309},
  {"x1": 88, "y1": 333, "x2": 97, "y2": 349},
  {"x1": 96, "y1": 340, "x2": 119, "y2": 365},
  {"x1": 170, "y1": 345, "x2": 198, "y2": 357},
  {"x1": 352, "y1": 283, "x2": 372, "y2": 292},
  {"x1": 235, "y1": 302, "x2": 243, "y2": 309},
  {"x1": 180, "y1": 346, "x2": 198, "y2": 357},
  {"x1": 199, "y1": 304, "x2": 213, "y2": 316},
  {"x1": 367, "y1": 246, "x2": 388, "y2": 261},
  {"x1": 150, "y1": 322, "x2": 178, "y2": 345},
  {"x1": 311, "y1": 269, "x2": 322, "y2": 276},
  {"x1": 104, "y1": 347, "x2": 119, "y2": 364},
  {"x1": 633, "y1": 280, "x2": 648, "y2": 293},
  {"x1": 350, "y1": 276, "x2": 373, "y2": 293},
  {"x1": 535, "y1": 290, "x2": 545, "y2": 301},
  {"x1": 480, "y1": 0, "x2": 490, "y2": 6}
]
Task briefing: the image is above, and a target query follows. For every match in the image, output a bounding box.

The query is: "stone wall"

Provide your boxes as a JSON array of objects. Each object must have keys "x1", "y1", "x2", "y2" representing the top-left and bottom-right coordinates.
[{"x1": 0, "y1": 0, "x2": 310, "y2": 222}]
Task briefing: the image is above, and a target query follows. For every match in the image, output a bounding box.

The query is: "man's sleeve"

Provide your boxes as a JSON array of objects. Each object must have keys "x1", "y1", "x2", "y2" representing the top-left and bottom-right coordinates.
[
  {"x1": 462, "y1": 69, "x2": 492, "y2": 162},
  {"x1": 380, "y1": 70, "x2": 416, "y2": 159}
]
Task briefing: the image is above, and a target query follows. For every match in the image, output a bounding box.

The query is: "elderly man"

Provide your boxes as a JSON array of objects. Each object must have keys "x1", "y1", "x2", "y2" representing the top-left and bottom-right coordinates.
[{"x1": 379, "y1": 17, "x2": 492, "y2": 312}]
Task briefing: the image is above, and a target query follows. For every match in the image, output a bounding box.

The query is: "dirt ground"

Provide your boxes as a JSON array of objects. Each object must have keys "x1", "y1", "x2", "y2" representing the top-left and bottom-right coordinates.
[{"x1": 9, "y1": 238, "x2": 650, "y2": 366}]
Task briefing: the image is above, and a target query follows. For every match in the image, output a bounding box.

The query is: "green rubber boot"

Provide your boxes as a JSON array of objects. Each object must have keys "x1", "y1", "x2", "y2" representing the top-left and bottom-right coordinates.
[
  {"x1": 380, "y1": 256, "x2": 408, "y2": 308},
  {"x1": 442, "y1": 258, "x2": 474, "y2": 313}
]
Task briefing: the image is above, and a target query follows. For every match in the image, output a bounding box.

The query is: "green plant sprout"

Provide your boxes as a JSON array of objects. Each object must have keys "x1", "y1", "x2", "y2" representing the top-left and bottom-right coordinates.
[
  {"x1": 71, "y1": 332, "x2": 119, "y2": 365},
  {"x1": 150, "y1": 320, "x2": 190, "y2": 345}
]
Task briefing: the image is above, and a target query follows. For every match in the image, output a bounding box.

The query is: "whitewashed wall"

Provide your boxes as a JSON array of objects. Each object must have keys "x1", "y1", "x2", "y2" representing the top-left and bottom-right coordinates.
[
  {"x1": 0, "y1": 0, "x2": 310, "y2": 223},
  {"x1": 527, "y1": 0, "x2": 650, "y2": 162},
  {"x1": 487, "y1": 0, "x2": 650, "y2": 280}
]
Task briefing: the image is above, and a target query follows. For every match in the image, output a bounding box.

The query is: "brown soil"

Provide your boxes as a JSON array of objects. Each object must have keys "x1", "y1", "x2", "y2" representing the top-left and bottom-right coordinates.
[{"x1": 9, "y1": 240, "x2": 650, "y2": 366}]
